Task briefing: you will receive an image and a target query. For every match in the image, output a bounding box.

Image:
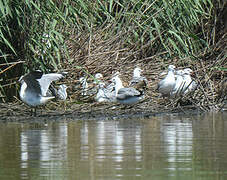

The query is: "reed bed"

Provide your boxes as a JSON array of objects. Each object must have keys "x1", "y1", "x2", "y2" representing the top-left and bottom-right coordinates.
[{"x1": 61, "y1": 26, "x2": 226, "y2": 113}]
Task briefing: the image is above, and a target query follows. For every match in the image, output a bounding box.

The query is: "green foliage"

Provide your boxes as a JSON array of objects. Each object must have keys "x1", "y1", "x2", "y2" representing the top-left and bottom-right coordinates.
[
  {"x1": 66, "y1": 0, "x2": 213, "y2": 58},
  {"x1": 0, "y1": 0, "x2": 213, "y2": 69}
]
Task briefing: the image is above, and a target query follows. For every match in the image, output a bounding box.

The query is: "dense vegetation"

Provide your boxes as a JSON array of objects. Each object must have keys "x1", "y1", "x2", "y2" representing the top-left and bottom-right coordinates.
[{"x1": 0, "y1": 0, "x2": 226, "y2": 111}]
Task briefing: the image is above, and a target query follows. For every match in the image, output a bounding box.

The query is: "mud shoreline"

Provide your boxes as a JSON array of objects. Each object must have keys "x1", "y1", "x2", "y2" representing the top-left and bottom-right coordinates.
[{"x1": 0, "y1": 100, "x2": 208, "y2": 123}]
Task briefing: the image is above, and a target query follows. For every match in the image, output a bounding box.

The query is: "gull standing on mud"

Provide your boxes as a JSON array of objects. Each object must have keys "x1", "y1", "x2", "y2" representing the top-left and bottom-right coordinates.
[
  {"x1": 93, "y1": 73, "x2": 104, "y2": 84},
  {"x1": 79, "y1": 76, "x2": 88, "y2": 96},
  {"x1": 95, "y1": 72, "x2": 120, "y2": 103},
  {"x1": 129, "y1": 67, "x2": 148, "y2": 87},
  {"x1": 19, "y1": 70, "x2": 67, "y2": 116},
  {"x1": 95, "y1": 82, "x2": 116, "y2": 102},
  {"x1": 157, "y1": 65, "x2": 176, "y2": 97},
  {"x1": 170, "y1": 70, "x2": 184, "y2": 98},
  {"x1": 80, "y1": 73, "x2": 104, "y2": 96},
  {"x1": 57, "y1": 84, "x2": 68, "y2": 100},
  {"x1": 112, "y1": 75, "x2": 145, "y2": 105},
  {"x1": 48, "y1": 84, "x2": 68, "y2": 100},
  {"x1": 181, "y1": 68, "x2": 197, "y2": 95}
]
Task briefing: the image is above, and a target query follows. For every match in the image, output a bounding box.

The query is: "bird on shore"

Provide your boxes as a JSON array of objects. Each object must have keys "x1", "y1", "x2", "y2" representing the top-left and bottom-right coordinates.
[
  {"x1": 93, "y1": 73, "x2": 104, "y2": 84},
  {"x1": 95, "y1": 72, "x2": 120, "y2": 103},
  {"x1": 129, "y1": 67, "x2": 148, "y2": 87},
  {"x1": 79, "y1": 76, "x2": 88, "y2": 96},
  {"x1": 170, "y1": 70, "x2": 184, "y2": 98},
  {"x1": 95, "y1": 82, "x2": 116, "y2": 103},
  {"x1": 18, "y1": 70, "x2": 67, "y2": 116},
  {"x1": 57, "y1": 84, "x2": 68, "y2": 100},
  {"x1": 112, "y1": 75, "x2": 145, "y2": 105},
  {"x1": 80, "y1": 73, "x2": 104, "y2": 97},
  {"x1": 157, "y1": 65, "x2": 176, "y2": 97},
  {"x1": 181, "y1": 68, "x2": 196, "y2": 95},
  {"x1": 48, "y1": 84, "x2": 68, "y2": 100}
]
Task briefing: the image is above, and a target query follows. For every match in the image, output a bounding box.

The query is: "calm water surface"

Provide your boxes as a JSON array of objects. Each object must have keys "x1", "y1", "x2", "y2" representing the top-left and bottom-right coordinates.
[{"x1": 0, "y1": 112, "x2": 227, "y2": 180}]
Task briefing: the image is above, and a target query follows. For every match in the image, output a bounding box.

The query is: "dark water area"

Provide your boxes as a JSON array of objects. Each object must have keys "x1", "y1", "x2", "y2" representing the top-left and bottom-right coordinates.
[{"x1": 0, "y1": 112, "x2": 227, "y2": 180}]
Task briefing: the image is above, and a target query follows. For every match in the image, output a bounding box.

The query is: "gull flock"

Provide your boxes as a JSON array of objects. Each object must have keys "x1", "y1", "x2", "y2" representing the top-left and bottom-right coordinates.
[{"x1": 18, "y1": 65, "x2": 197, "y2": 115}]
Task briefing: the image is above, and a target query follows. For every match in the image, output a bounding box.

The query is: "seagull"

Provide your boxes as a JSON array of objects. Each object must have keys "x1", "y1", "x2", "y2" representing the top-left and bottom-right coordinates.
[
  {"x1": 112, "y1": 75, "x2": 145, "y2": 105},
  {"x1": 157, "y1": 65, "x2": 176, "y2": 97},
  {"x1": 79, "y1": 76, "x2": 88, "y2": 96},
  {"x1": 93, "y1": 73, "x2": 103, "y2": 84},
  {"x1": 95, "y1": 72, "x2": 121, "y2": 103},
  {"x1": 95, "y1": 82, "x2": 116, "y2": 102},
  {"x1": 170, "y1": 70, "x2": 184, "y2": 98},
  {"x1": 105, "y1": 71, "x2": 120, "y2": 92},
  {"x1": 181, "y1": 68, "x2": 196, "y2": 95},
  {"x1": 57, "y1": 84, "x2": 68, "y2": 100},
  {"x1": 18, "y1": 70, "x2": 67, "y2": 116},
  {"x1": 129, "y1": 67, "x2": 148, "y2": 87},
  {"x1": 80, "y1": 73, "x2": 104, "y2": 97}
]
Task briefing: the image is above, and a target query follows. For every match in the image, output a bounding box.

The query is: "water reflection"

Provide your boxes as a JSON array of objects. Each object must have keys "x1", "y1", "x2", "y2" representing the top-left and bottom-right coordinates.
[{"x1": 0, "y1": 112, "x2": 227, "y2": 179}]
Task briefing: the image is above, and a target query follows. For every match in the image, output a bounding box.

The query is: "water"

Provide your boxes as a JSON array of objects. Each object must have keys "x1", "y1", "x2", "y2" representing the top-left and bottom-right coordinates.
[{"x1": 0, "y1": 112, "x2": 227, "y2": 180}]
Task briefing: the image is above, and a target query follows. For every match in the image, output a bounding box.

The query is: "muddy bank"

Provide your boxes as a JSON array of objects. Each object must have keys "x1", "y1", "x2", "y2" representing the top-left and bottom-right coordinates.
[{"x1": 0, "y1": 100, "x2": 210, "y2": 122}]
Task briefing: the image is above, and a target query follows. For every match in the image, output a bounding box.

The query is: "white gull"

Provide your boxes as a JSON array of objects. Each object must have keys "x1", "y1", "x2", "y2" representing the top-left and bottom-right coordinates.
[
  {"x1": 95, "y1": 73, "x2": 120, "y2": 103},
  {"x1": 181, "y1": 68, "x2": 197, "y2": 95},
  {"x1": 129, "y1": 67, "x2": 148, "y2": 87},
  {"x1": 57, "y1": 84, "x2": 68, "y2": 100},
  {"x1": 19, "y1": 70, "x2": 67, "y2": 116},
  {"x1": 170, "y1": 70, "x2": 184, "y2": 98},
  {"x1": 157, "y1": 65, "x2": 176, "y2": 97},
  {"x1": 112, "y1": 75, "x2": 144, "y2": 105}
]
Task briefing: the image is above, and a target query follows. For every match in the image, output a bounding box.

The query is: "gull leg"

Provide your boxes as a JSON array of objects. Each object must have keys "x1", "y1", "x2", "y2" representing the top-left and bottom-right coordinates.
[
  {"x1": 64, "y1": 101, "x2": 66, "y2": 112},
  {"x1": 30, "y1": 108, "x2": 33, "y2": 116},
  {"x1": 34, "y1": 107, "x2": 37, "y2": 117}
]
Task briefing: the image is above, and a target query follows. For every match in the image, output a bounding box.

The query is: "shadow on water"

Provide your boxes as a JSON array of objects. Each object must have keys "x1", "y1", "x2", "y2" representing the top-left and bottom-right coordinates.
[{"x1": 0, "y1": 112, "x2": 227, "y2": 179}]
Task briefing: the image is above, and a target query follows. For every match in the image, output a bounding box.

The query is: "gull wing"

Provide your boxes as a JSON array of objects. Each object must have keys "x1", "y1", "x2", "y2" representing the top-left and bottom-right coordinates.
[
  {"x1": 38, "y1": 73, "x2": 65, "y2": 96},
  {"x1": 117, "y1": 87, "x2": 140, "y2": 99},
  {"x1": 130, "y1": 76, "x2": 148, "y2": 86}
]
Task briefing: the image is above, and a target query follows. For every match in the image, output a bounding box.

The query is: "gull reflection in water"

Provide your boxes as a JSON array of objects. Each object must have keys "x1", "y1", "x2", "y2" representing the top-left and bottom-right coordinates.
[
  {"x1": 162, "y1": 116, "x2": 193, "y2": 171},
  {"x1": 20, "y1": 123, "x2": 68, "y2": 171},
  {"x1": 80, "y1": 120, "x2": 142, "y2": 163}
]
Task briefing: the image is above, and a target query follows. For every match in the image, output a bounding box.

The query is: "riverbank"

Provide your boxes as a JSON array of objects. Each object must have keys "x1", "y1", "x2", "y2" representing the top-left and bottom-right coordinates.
[{"x1": 1, "y1": 97, "x2": 226, "y2": 122}]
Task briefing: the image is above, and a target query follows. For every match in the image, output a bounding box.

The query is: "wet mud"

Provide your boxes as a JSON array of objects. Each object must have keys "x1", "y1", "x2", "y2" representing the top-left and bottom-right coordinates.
[{"x1": 0, "y1": 100, "x2": 206, "y2": 123}]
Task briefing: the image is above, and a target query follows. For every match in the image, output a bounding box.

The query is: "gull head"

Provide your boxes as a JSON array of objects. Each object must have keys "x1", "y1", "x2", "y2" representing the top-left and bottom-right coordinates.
[
  {"x1": 95, "y1": 73, "x2": 103, "y2": 79},
  {"x1": 111, "y1": 75, "x2": 122, "y2": 86},
  {"x1": 79, "y1": 76, "x2": 87, "y2": 83},
  {"x1": 176, "y1": 70, "x2": 184, "y2": 76},
  {"x1": 98, "y1": 82, "x2": 106, "y2": 88},
  {"x1": 133, "y1": 67, "x2": 142, "y2": 77},
  {"x1": 168, "y1": 65, "x2": 176, "y2": 71},
  {"x1": 183, "y1": 68, "x2": 193, "y2": 75},
  {"x1": 112, "y1": 71, "x2": 120, "y2": 78}
]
